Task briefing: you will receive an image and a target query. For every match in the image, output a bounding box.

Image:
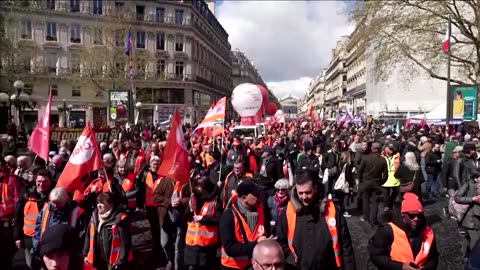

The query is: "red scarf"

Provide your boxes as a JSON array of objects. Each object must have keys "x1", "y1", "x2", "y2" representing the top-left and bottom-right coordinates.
[{"x1": 274, "y1": 193, "x2": 289, "y2": 216}]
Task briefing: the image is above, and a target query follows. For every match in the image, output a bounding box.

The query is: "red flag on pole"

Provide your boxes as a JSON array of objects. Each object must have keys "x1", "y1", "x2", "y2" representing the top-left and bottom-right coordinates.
[
  {"x1": 307, "y1": 103, "x2": 314, "y2": 118},
  {"x1": 28, "y1": 88, "x2": 52, "y2": 161},
  {"x1": 56, "y1": 122, "x2": 103, "y2": 193},
  {"x1": 158, "y1": 109, "x2": 190, "y2": 193},
  {"x1": 420, "y1": 112, "x2": 427, "y2": 128}
]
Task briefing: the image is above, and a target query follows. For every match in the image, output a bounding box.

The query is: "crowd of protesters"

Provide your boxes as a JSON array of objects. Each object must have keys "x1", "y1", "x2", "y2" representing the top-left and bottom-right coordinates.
[{"x1": 3, "y1": 117, "x2": 480, "y2": 270}]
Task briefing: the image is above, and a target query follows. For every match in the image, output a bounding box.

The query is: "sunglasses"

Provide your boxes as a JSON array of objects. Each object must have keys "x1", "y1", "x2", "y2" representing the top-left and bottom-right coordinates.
[{"x1": 406, "y1": 213, "x2": 423, "y2": 219}]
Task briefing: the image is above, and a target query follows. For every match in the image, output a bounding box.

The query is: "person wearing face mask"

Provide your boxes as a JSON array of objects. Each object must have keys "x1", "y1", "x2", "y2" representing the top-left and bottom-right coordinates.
[
  {"x1": 276, "y1": 173, "x2": 356, "y2": 270},
  {"x1": 83, "y1": 192, "x2": 133, "y2": 270},
  {"x1": 267, "y1": 179, "x2": 290, "y2": 230},
  {"x1": 14, "y1": 170, "x2": 54, "y2": 270},
  {"x1": 32, "y1": 187, "x2": 86, "y2": 262},
  {"x1": 369, "y1": 192, "x2": 439, "y2": 270},
  {"x1": 184, "y1": 176, "x2": 222, "y2": 270},
  {"x1": 220, "y1": 180, "x2": 269, "y2": 270}
]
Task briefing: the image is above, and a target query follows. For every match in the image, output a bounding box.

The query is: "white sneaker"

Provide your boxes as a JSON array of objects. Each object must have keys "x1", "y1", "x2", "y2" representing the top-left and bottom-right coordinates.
[{"x1": 343, "y1": 212, "x2": 352, "y2": 218}]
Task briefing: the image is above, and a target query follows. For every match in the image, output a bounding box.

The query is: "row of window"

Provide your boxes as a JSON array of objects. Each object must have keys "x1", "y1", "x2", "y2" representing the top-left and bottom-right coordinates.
[{"x1": 24, "y1": 84, "x2": 82, "y2": 97}]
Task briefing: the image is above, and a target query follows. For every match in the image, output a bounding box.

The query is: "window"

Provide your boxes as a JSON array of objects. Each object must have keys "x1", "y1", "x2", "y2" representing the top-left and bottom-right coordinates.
[
  {"x1": 21, "y1": 20, "x2": 32, "y2": 39},
  {"x1": 70, "y1": 0, "x2": 80, "y2": 12},
  {"x1": 46, "y1": 52, "x2": 58, "y2": 74},
  {"x1": 136, "y1": 61, "x2": 146, "y2": 79},
  {"x1": 70, "y1": 55, "x2": 81, "y2": 74},
  {"x1": 46, "y1": 22, "x2": 57, "y2": 41},
  {"x1": 50, "y1": 85, "x2": 58, "y2": 96},
  {"x1": 72, "y1": 86, "x2": 81, "y2": 97},
  {"x1": 92, "y1": 61, "x2": 103, "y2": 76},
  {"x1": 93, "y1": 28, "x2": 103, "y2": 45},
  {"x1": 156, "y1": 8, "x2": 165, "y2": 23},
  {"x1": 156, "y1": 32, "x2": 165, "y2": 50},
  {"x1": 19, "y1": 56, "x2": 31, "y2": 72},
  {"x1": 153, "y1": 89, "x2": 169, "y2": 103},
  {"x1": 23, "y1": 84, "x2": 33, "y2": 95},
  {"x1": 175, "y1": 61, "x2": 184, "y2": 78},
  {"x1": 170, "y1": 89, "x2": 185, "y2": 104},
  {"x1": 175, "y1": 9, "x2": 184, "y2": 25},
  {"x1": 156, "y1": 59, "x2": 165, "y2": 76},
  {"x1": 193, "y1": 91, "x2": 200, "y2": 105},
  {"x1": 136, "y1": 5, "x2": 145, "y2": 21},
  {"x1": 70, "y1": 24, "x2": 81, "y2": 43},
  {"x1": 46, "y1": 0, "x2": 55, "y2": 10},
  {"x1": 136, "y1": 31, "x2": 145, "y2": 49},
  {"x1": 93, "y1": 0, "x2": 103, "y2": 15},
  {"x1": 175, "y1": 33, "x2": 183, "y2": 52}
]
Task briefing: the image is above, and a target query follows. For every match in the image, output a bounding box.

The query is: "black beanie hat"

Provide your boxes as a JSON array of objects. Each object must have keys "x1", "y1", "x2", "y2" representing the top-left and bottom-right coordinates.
[{"x1": 40, "y1": 224, "x2": 76, "y2": 257}]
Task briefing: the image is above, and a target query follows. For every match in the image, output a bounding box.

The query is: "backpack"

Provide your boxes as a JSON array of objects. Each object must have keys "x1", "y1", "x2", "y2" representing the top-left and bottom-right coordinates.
[{"x1": 448, "y1": 191, "x2": 470, "y2": 222}]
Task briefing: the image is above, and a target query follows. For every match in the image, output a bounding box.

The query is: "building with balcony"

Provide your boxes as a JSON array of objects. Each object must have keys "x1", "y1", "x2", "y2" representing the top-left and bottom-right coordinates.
[
  {"x1": 324, "y1": 36, "x2": 348, "y2": 118},
  {"x1": 0, "y1": 0, "x2": 232, "y2": 129},
  {"x1": 345, "y1": 26, "x2": 367, "y2": 116}
]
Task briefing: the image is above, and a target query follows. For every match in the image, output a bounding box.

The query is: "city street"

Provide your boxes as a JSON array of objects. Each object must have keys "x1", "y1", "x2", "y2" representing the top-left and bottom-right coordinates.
[{"x1": 12, "y1": 198, "x2": 464, "y2": 270}]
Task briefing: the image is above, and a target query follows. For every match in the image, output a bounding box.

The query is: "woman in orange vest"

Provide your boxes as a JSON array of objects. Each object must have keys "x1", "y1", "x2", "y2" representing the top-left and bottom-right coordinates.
[
  {"x1": 185, "y1": 176, "x2": 222, "y2": 270},
  {"x1": 83, "y1": 192, "x2": 133, "y2": 270},
  {"x1": 369, "y1": 192, "x2": 439, "y2": 270},
  {"x1": 115, "y1": 160, "x2": 138, "y2": 211}
]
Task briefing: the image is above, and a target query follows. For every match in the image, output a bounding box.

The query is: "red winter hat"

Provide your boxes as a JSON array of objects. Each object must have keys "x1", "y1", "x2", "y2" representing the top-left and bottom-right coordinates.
[{"x1": 401, "y1": 192, "x2": 424, "y2": 213}]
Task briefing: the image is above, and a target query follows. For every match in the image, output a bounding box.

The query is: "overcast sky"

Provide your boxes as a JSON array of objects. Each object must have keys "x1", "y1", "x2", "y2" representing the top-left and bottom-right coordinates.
[{"x1": 216, "y1": 1, "x2": 355, "y2": 99}]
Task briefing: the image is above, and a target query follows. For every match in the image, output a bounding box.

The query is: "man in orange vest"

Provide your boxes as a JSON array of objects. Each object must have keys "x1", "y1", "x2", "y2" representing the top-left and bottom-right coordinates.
[
  {"x1": 369, "y1": 192, "x2": 439, "y2": 270},
  {"x1": 123, "y1": 138, "x2": 147, "y2": 183},
  {"x1": 222, "y1": 161, "x2": 253, "y2": 208},
  {"x1": 14, "y1": 169, "x2": 53, "y2": 270},
  {"x1": 276, "y1": 173, "x2": 356, "y2": 270},
  {"x1": 219, "y1": 180, "x2": 270, "y2": 270}
]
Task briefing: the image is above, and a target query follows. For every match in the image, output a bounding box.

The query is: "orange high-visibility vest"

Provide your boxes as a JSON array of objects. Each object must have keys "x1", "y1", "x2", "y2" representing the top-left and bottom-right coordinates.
[
  {"x1": 185, "y1": 197, "x2": 218, "y2": 247},
  {"x1": 221, "y1": 203, "x2": 265, "y2": 269},
  {"x1": 222, "y1": 172, "x2": 253, "y2": 208},
  {"x1": 389, "y1": 222, "x2": 434, "y2": 267},
  {"x1": 133, "y1": 151, "x2": 145, "y2": 177},
  {"x1": 200, "y1": 152, "x2": 213, "y2": 168},
  {"x1": 145, "y1": 172, "x2": 162, "y2": 207},
  {"x1": 40, "y1": 204, "x2": 84, "y2": 238},
  {"x1": 121, "y1": 173, "x2": 136, "y2": 209},
  {"x1": 286, "y1": 199, "x2": 342, "y2": 267},
  {"x1": 1, "y1": 180, "x2": 15, "y2": 217},
  {"x1": 23, "y1": 197, "x2": 47, "y2": 237},
  {"x1": 85, "y1": 213, "x2": 134, "y2": 265}
]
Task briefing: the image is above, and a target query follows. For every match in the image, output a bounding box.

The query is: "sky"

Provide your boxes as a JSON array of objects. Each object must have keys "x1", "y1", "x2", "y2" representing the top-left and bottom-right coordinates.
[{"x1": 216, "y1": 1, "x2": 355, "y2": 99}]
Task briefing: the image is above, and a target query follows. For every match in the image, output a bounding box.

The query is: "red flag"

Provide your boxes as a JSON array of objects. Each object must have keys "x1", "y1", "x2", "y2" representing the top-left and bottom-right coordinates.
[
  {"x1": 420, "y1": 112, "x2": 427, "y2": 128},
  {"x1": 56, "y1": 122, "x2": 103, "y2": 193},
  {"x1": 28, "y1": 89, "x2": 52, "y2": 161},
  {"x1": 442, "y1": 21, "x2": 451, "y2": 53},
  {"x1": 307, "y1": 104, "x2": 314, "y2": 118},
  {"x1": 158, "y1": 109, "x2": 190, "y2": 193}
]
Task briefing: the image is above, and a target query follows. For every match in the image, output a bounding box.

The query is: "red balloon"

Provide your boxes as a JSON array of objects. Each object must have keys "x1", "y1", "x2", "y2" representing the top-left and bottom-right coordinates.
[
  {"x1": 265, "y1": 101, "x2": 277, "y2": 115},
  {"x1": 256, "y1": 85, "x2": 270, "y2": 106}
]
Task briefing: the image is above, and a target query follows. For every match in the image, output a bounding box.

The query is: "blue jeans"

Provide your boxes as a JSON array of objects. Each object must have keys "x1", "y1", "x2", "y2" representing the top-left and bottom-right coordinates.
[
  {"x1": 426, "y1": 174, "x2": 441, "y2": 197},
  {"x1": 420, "y1": 157, "x2": 428, "y2": 183}
]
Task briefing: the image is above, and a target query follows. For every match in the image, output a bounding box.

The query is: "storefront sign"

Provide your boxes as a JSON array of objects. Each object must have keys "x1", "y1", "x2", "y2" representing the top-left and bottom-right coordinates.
[
  {"x1": 452, "y1": 85, "x2": 478, "y2": 121},
  {"x1": 109, "y1": 91, "x2": 129, "y2": 121},
  {"x1": 50, "y1": 127, "x2": 119, "y2": 144}
]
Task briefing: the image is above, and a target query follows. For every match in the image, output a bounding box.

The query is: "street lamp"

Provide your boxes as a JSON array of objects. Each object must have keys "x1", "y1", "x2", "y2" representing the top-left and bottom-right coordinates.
[
  {"x1": 58, "y1": 99, "x2": 73, "y2": 127},
  {"x1": 10, "y1": 80, "x2": 33, "y2": 127},
  {"x1": 135, "y1": 102, "x2": 142, "y2": 125}
]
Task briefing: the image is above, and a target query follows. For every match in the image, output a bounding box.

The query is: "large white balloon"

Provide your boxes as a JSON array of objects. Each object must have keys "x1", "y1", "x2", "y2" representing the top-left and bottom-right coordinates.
[{"x1": 231, "y1": 83, "x2": 263, "y2": 117}]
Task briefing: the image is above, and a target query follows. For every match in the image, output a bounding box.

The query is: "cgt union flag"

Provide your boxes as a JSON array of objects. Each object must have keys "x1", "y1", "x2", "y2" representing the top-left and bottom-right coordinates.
[
  {"x1": 56, "y1": 122, "x2": 103, "y2": 193},
  {"x1": 158, "y1": 109, "x2": 190, "y2": 194},
  {"x1": 28, "y1": 88, "x2": 53, "y2": 161}
]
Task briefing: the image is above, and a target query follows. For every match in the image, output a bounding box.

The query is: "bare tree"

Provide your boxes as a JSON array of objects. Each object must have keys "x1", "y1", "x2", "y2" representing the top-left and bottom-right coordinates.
[
  {"x1": 350, "y1": 0, "x2": 479, "y2": 84},
  {"x1": 79, "y1": 7, "x2": 150, "y2": 96}
]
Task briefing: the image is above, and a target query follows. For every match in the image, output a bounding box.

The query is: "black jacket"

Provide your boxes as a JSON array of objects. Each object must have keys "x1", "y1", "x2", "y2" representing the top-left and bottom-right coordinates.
[
  {"x1": 454, "y1": 180, "x2": 480, "y2": 229},
  {"x1": 442, "y1": 157, "x2": 458, "y2": 190},
  {"x1": 452, "y1": 155, "x2": 480, "y2": 188},
  {"x1": 358, "y1": 153, "x2": 388, "y2": 187},
  {"x1": 82, "y1": 209, "x2": 132, "y2": 268},
  {"x1": 276, "y1": 187, "x2": 356, "y2": 270},
  {"x1": 368, "y1": 218, "x2": 439, "y2": 270},
  {"x1": 296, "y1": 154, "x2": 320, "y2": 179},
  {"x1": 219, "y1": 201, "x2": 270, "y2": 270},
  {"x1": 425, "y1": 150, "x2": 442, "y2": 176},
  {"x1": 13, "y1": 186, "x2": 52, "y2": 241},
  {"x1": 257, "y1": 156, "x2": 284, "y2": 188}
]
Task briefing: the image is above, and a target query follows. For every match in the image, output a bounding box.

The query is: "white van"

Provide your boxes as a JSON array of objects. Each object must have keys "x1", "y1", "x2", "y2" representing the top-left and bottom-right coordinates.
[{"x1": 232, "y1": 124, "x2": 265, "y2": 140}]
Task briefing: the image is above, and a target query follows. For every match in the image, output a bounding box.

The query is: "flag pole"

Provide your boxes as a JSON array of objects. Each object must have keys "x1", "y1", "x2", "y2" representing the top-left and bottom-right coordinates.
[
  {"x1": 217, "y1": 99, "x2": 226, "y2": 187},
  {"x1": 445, "y1": 17, "x2": 452, "y2": 137}
]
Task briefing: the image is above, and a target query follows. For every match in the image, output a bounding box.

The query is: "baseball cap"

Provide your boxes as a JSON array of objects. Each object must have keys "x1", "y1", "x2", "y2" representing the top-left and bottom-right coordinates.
[{"x1": 40, "y1": 224, "x2": 76, "y2": 256}]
